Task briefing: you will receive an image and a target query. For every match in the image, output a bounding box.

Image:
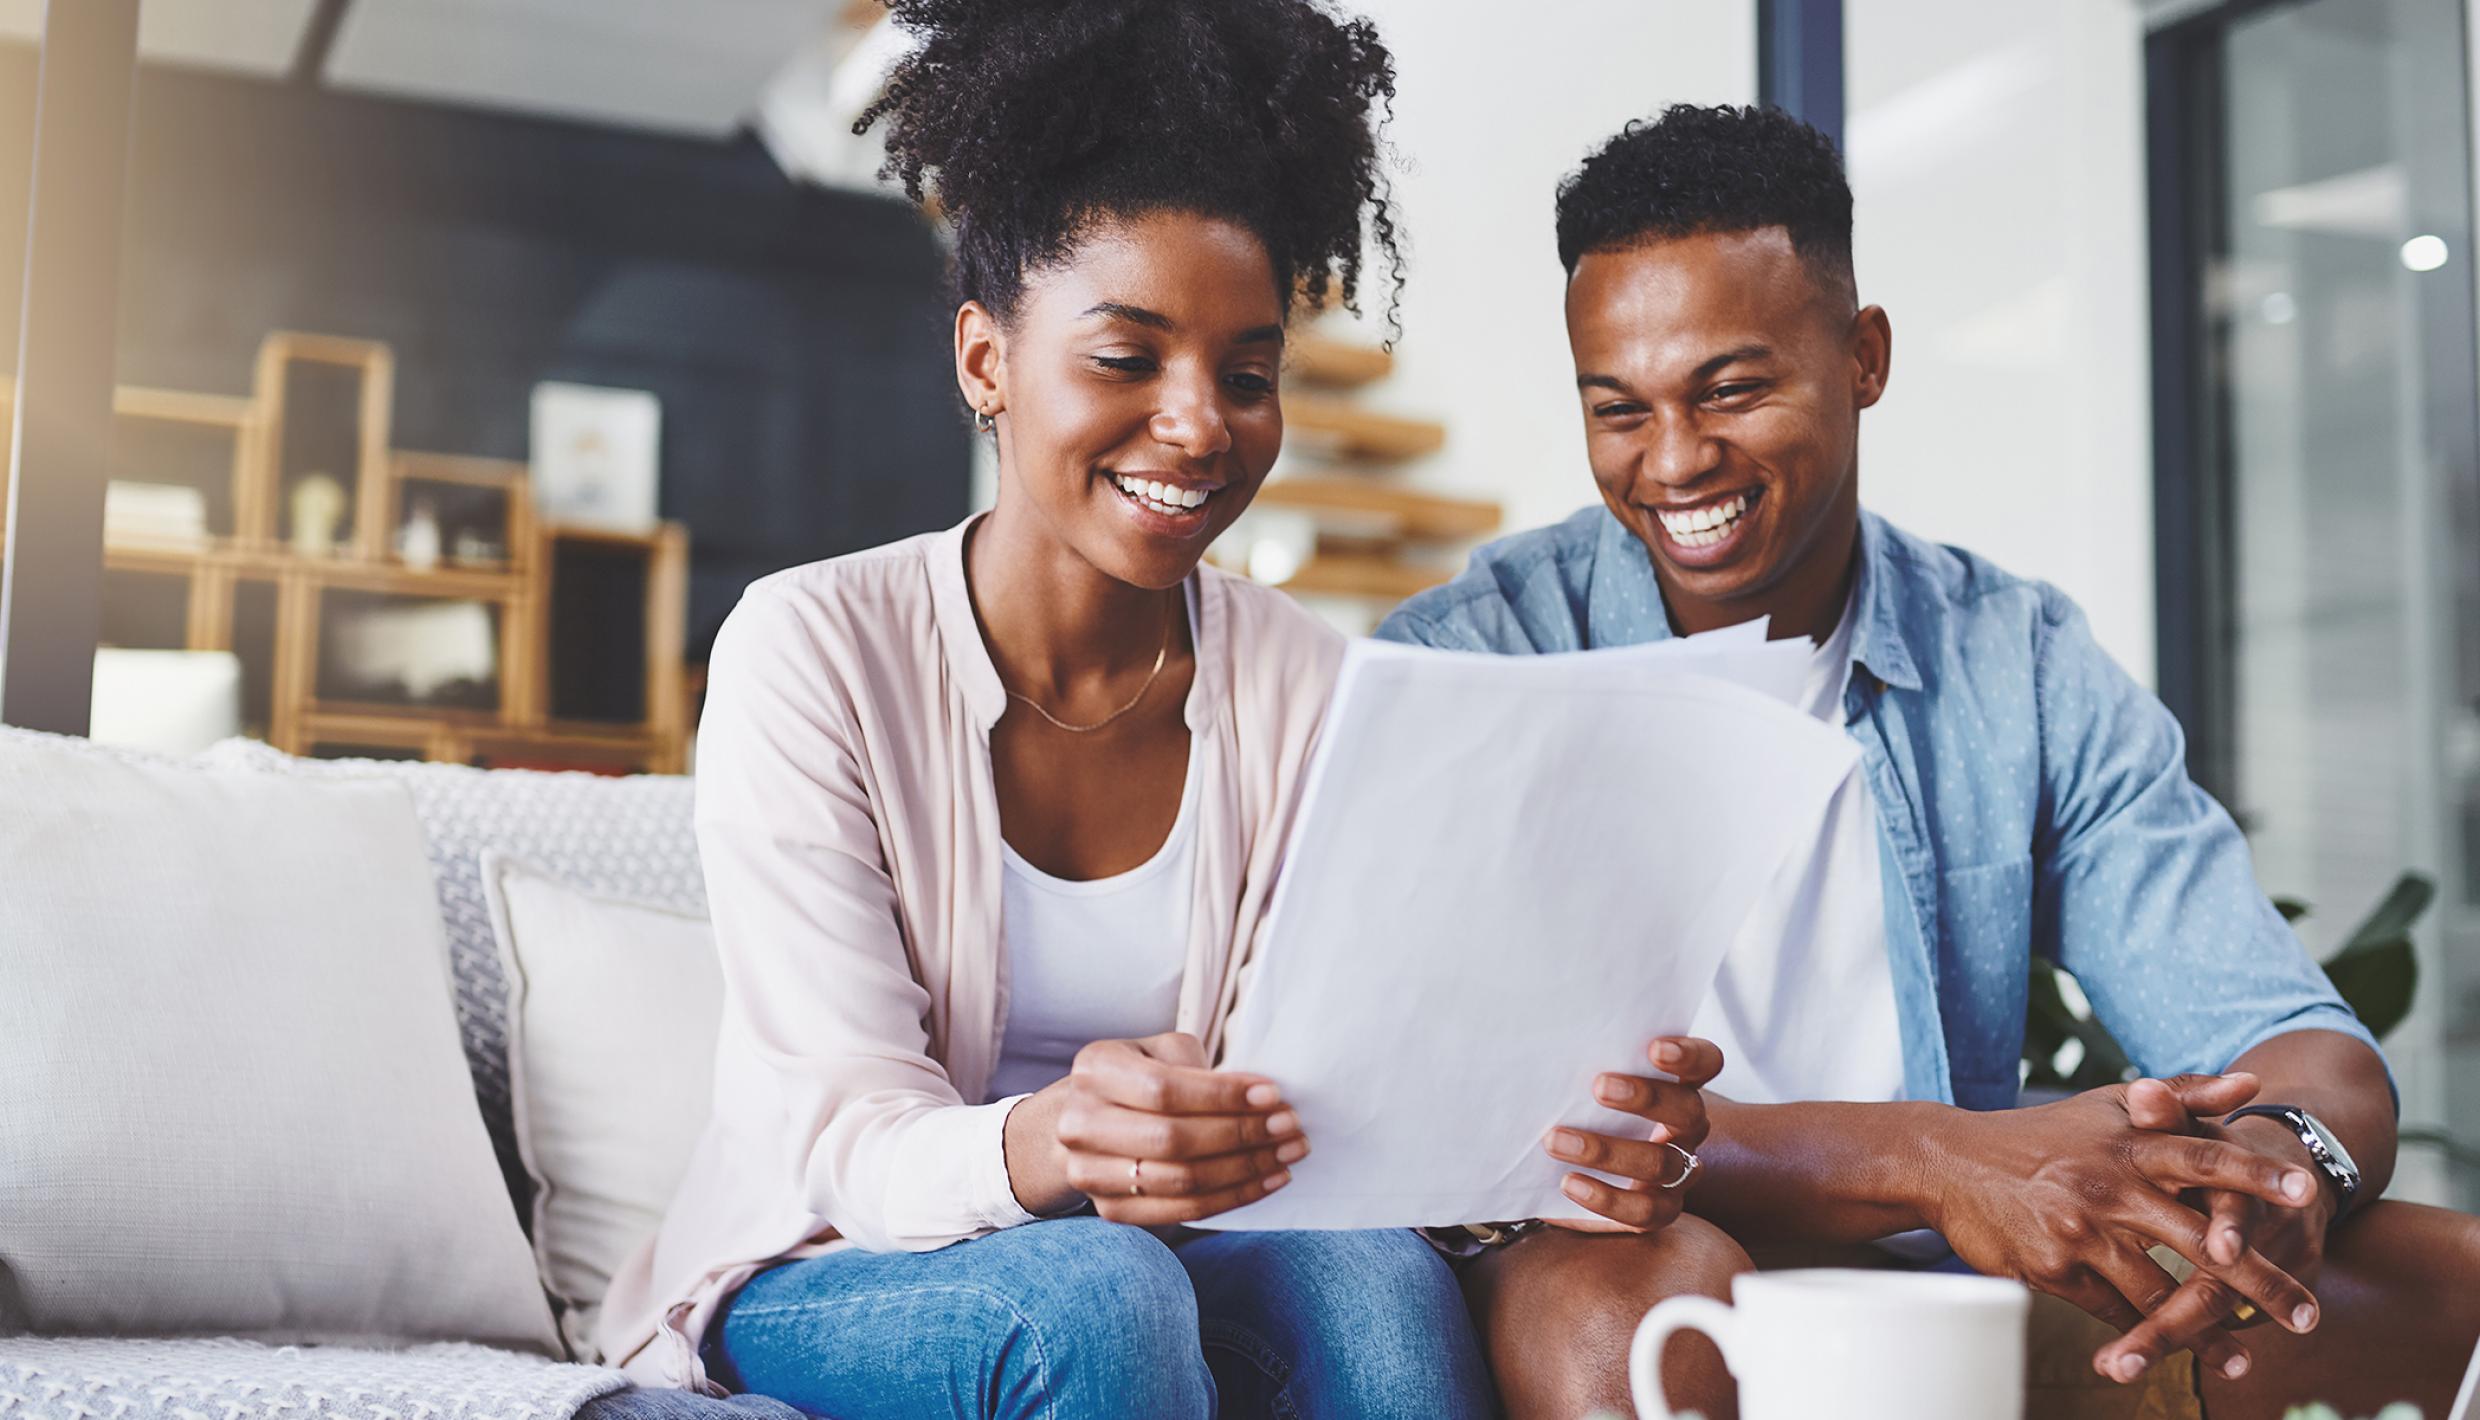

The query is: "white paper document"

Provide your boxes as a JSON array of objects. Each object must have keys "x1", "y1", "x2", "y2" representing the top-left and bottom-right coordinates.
[{"x1": 1201, "y1": 630, "x2": 1860, "y2": 1230}]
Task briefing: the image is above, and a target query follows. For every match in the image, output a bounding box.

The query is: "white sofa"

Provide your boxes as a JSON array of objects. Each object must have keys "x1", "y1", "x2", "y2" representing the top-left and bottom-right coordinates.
[{"x1": 0, "y1": 729, "x2": 788, "y2": 1420}]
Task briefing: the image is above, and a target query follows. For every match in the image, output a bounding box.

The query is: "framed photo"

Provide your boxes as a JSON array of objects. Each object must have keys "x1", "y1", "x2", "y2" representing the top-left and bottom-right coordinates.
[{"x1": 530, "y1": 382, "x2": 661, "y2": 534}]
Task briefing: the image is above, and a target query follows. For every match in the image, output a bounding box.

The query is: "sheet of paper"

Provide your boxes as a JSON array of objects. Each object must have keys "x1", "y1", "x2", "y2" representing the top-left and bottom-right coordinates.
[{"x1": 1200, "y1": 630, "x2": 1860, "y2": 1231}]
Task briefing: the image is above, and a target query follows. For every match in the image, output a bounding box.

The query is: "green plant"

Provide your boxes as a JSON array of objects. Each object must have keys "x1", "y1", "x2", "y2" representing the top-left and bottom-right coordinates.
[{"x1": 2022, "y1": 873, "x2": 2433, "y2": 1094}]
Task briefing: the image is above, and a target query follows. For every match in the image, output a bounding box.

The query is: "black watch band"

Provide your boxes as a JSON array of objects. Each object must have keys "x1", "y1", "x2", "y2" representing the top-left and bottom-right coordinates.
[{"x1": 2223, "y1": 1104, "x2": 2361, "y2": 1213}]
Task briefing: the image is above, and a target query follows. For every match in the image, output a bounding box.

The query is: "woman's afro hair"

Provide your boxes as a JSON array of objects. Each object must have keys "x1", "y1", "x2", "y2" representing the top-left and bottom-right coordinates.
[{"x1": 855, "y1": 0, "x2": 1402, "y2": 331}]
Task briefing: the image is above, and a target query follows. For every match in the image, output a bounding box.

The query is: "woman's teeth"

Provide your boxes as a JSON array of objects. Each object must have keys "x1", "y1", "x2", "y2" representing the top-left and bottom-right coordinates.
[
  {"x1": 1113, "y1": 473, "x2": 1211, "y2": 514},
  {"x1": 1657, "y1": 493, "x2": 1751, "y2": 548}
]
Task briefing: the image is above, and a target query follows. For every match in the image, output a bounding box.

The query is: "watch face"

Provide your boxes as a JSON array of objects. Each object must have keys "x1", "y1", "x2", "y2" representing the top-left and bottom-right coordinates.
[{"x1": 2300, "y1": 1111, "x2": 2360, "y2": 1179}]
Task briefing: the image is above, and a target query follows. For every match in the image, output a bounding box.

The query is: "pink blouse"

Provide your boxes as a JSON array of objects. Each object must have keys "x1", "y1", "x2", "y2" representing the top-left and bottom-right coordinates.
[{"x1": 596, "y1": 518, "x2": 1343, "y2": 1390}]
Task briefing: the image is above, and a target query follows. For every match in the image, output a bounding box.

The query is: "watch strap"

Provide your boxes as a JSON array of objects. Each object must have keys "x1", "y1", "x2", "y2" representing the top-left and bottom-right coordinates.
[{"x1": 2223, "y1": 1104, "x2": 2360, "y2": 1211}]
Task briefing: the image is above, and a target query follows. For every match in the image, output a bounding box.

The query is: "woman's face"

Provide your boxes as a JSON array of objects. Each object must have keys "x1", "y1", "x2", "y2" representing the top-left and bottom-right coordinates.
[{"x1": 961, "y1": 211, "x2": 1287, "y2": 591}]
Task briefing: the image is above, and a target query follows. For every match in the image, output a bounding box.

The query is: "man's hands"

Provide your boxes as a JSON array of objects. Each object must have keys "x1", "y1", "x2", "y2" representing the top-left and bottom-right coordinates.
[
  {"x1": 1543, "y1": 1036, "x2": 1720, "y2": 1234},
  {"x1": 2087, "y1": 1077, "x2": 2341, "y2": 1383},
  {"x1": 1921, "y1": 1072, "x2": 2324, "y2": 1383},
  {"x1": 1005, "y1": 1031, "x2": 1305, "y2": 1225}
]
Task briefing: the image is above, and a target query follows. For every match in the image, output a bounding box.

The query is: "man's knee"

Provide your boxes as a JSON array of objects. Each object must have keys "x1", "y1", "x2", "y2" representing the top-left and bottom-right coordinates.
[
  {"x1": 2344, "y1": 1200, "x2": 2480, "y2": 1322},
  {"x1": 1468, "y1": 1218, "x2": 1750, "y2": 1420},
  {"x1": 1478, "y1": 1215, "x2": 1751, "y2": 1346}
]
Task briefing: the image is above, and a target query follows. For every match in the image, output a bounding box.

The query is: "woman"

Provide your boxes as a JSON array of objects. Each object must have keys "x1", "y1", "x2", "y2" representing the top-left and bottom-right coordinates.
[{"x1": 595, "y1": 2, "x2": 1492, "y2": 1415}]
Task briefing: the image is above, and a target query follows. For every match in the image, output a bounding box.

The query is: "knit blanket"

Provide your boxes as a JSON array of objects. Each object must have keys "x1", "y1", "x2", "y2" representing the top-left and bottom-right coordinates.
[{"x1": 0, "y1": 1339, "x2": 628, "y2": 1420}]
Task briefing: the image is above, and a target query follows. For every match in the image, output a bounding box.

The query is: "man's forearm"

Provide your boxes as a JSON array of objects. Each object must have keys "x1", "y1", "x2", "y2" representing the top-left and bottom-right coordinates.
[
  {"x1": 1687, "y1": 1096, "x2": 1957, "y2": 1245},
  {"x1": 2224, "y1": 1028, "x2": 2398, "y2": 1207}
]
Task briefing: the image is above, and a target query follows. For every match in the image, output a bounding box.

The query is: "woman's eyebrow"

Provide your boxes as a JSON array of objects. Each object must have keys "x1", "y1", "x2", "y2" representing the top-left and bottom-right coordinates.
[
  {"x1": 1079, "y1": 304, "x2": 1285, "y2": 349},
  {"x1": 1079, "y1": 301, "x2": 1176, "y2": 330}
]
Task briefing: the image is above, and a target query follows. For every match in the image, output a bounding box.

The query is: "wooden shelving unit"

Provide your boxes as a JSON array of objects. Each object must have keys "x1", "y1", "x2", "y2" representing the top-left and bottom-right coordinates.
[
  {"x1": 1213, "y1": 324, "x2": 1492, "y2": 609},
  {"x1": 1281, "y1": 391, "x2": 1448, "y2": 462},
  {"x1": 0, "y1": 332, "x2": 691, "y2": 773},
  {"x1": 1250, "y1": 478, "x2": 1500, "y2": 541},
  {"x1": 1288, "y1": 330, "x2": 1396, "y2": 388}
]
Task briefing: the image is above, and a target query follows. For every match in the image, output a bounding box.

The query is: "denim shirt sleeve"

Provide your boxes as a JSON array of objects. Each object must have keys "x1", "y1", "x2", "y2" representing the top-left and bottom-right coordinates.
[
  {"x1": 2027, "y1": 593, "x2": 2390, "y2": 1093},
  {"x1": 1373, "y1": 603, "x2": 1490, "y2": 651}
]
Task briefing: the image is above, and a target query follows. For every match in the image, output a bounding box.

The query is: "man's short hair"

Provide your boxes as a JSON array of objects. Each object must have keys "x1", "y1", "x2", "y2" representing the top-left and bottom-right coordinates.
[{"x1": 1554, "y1": 103, "x2": 1855, "y2": 304}]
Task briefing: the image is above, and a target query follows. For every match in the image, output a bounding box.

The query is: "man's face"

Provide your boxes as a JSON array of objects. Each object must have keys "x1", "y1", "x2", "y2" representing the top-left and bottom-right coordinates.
[{"x1": 1564, "y1": 228, "x2": 1889, "y2": 627}]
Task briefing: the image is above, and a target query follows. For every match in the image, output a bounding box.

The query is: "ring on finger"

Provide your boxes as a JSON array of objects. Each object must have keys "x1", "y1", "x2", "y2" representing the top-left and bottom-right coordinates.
[
  {"x1": 1657, "y1": 1141, "x2": 1701, "y2": 1191},
  {"x1": 1129, "y1": 1159, "x2": 1144, "y2": 1198},
  {"x1": 2219, "y1": 1300, "x2": 2269, "y2": 1331}
]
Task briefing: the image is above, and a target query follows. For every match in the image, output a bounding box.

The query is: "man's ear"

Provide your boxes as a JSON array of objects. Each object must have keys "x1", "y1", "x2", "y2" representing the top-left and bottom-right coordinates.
[
  {"x1": 956, "y1": 300, "x2": 1005, "y2": 422},
  {"x1": 1851, "y1": 304, "x2": 1893, "y2": 411}
]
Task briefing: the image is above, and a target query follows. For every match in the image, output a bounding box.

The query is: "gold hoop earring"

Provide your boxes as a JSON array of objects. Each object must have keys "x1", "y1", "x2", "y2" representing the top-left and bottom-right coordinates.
[{"x1": 974, "y1": 407, "x2": 996, "y2": 434}]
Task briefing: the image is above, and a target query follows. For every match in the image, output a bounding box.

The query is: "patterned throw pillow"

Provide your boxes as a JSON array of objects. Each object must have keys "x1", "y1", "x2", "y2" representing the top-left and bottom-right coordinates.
[{"x1": 200, "y1": 740, "x2": 702, "y2": 1218}]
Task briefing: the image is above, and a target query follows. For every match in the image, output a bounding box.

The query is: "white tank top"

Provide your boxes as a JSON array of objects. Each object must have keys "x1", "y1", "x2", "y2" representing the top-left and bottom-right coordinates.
[{"x1": 987, "y1": 742, "x2": 1201, "y2": 1102}]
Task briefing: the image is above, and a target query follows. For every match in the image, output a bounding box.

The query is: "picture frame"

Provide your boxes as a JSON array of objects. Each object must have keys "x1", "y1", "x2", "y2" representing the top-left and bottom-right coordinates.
[{"x1": 529, "y1": 382, "x2": 662, "y2": 534}]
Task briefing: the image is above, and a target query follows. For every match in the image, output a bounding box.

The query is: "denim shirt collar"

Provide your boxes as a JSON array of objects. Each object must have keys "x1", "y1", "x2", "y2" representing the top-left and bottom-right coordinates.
[{"x1": 1584, "y1": 506, "x2": 1923, "y2": 692}]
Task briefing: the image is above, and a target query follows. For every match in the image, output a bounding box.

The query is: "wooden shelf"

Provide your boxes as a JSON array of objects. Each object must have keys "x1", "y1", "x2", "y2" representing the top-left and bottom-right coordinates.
[
  {"x1": 1288, "y1": 332, "x2": 1394, "y2": 389},
  {"x1": 1281, "y1": 391, "x2": 1445, "y2": 461},
  {"x1": 113, "y1": 387, "x2": 254, "y2": 428},
  {"x1": 1253, "y1": 477, "x2": 1499, "y2": 542},
  {"x1": 307, "y1": 699, "x2": 511, "y2": 729},
  {"x1": 310, "y1": 556, "x2": 526, "y2": 601},
  {"x1": 298, "y1": 711, "x2": 678, "y2": 774},
  {"x1": 1276, "y1": 551, "x2": 1453, "y2": 602}
]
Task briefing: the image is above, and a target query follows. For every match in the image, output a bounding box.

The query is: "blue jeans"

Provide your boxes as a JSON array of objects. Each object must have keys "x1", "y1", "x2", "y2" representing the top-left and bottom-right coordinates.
[{"x1": 710, "y1": 1218, "x2": 1496, "y2": 1420}]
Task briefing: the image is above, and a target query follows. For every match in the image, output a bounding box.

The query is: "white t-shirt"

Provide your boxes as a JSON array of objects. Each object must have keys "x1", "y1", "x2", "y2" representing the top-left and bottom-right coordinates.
[
  {"x1": 1687, "y1": 596, "x2": 1906, "y2": 1105},
  {"x1": 986, "y1": 744, "x2": 1200, "y2": 1102}
]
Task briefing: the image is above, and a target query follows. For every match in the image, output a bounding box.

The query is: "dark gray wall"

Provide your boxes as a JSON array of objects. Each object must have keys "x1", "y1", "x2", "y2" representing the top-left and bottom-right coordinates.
[{"x1": 0, "y1": 45, "x2": 972, "y2": 660}]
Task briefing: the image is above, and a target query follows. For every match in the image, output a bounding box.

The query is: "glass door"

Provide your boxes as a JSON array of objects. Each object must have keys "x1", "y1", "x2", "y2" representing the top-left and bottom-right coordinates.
[{"x1": 2160, "y1": 0, "x2": 2480, "y2": 1207}]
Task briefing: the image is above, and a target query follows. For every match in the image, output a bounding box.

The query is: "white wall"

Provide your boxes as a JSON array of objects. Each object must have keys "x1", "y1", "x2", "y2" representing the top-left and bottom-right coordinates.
[
  {"x1": 1846, "y1": 0, "x2": 2158, "y2": 683},
  {"x1": 1321, "y1": 0, "x2": 1758, "y2": 540}
]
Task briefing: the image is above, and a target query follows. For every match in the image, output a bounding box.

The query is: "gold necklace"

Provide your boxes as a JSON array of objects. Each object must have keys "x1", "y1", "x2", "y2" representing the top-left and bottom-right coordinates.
[{"x1": 1004, "y1": 597, "x2": 1175, "y2": 734}]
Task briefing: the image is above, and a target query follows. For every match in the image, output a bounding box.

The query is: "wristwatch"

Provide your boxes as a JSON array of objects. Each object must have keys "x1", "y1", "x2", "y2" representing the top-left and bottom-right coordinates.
[{"x1": 2223, "y1": 1104, "x2": 2362, "y2": 1215}]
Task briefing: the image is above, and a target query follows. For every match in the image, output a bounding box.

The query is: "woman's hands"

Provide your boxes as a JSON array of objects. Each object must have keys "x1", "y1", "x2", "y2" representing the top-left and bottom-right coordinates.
[
  {"x1": 1544, "y1": 1036, "x2": 1721, "y2": 1233},
  {"x1": 1006, "y1": 1031, "x2": 1306, "y2": 1225}
]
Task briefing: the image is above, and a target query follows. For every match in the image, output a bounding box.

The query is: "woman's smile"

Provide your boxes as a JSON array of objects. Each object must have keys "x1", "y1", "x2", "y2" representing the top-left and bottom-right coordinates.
[{"x1": 1105, "y1": 469, "x2": 1224, "y2": 538}]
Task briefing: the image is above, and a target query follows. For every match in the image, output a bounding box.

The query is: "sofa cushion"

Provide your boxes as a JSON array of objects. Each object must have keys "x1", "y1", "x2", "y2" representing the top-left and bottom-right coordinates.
[
  {"x1": 0, "y1": 728, "x2": 561, "y2": 1351},
  {"x1": 0, "y1": 1337, "x2": 625, "y2": 1420},
  {"x1": 482, "y1": 853, "x2": 723, "y2": 1360},
  {"x1": 199, "y1": 740, "x2": 702, "y2": 1217}
]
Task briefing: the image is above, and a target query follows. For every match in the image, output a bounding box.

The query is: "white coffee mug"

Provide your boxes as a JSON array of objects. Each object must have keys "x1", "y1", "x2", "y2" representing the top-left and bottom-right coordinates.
[{"x1": 1631, "y1": 1268, "x2": 2031, "y2": 1420}]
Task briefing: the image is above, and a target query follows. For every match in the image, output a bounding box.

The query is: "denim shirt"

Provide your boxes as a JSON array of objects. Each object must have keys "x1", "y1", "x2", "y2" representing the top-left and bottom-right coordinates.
[{"x1": 1375, "y1": 505, "x2": 2382, "y2": 1112}]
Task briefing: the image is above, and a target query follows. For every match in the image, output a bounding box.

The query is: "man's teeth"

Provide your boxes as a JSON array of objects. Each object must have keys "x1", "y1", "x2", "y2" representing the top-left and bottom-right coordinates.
[
  {"x1": 1112, "y1": 474, "x2": 1212, "y2": 512},
  {"x1": 1657, "y1": 494, "x2": 1751, "y2": 548}
]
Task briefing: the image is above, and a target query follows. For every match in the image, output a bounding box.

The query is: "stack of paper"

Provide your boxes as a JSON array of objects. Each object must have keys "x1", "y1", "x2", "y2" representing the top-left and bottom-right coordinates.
[
  {"x1": 1204, "y1": 625, "x2": 1859, "y2": 1230},
  {"x1": 102, "y1": 482, "x2": 209, "y2": 546}
]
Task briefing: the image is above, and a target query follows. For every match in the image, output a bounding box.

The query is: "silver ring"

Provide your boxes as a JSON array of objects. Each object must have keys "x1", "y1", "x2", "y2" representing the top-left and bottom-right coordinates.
[
  {"x1": 1129, "y1": 1159, "x2": 1145, "y2": 1198},
  {"x1": 1657, "y1": 1142, "x2": 1701, "y2": 1192}
]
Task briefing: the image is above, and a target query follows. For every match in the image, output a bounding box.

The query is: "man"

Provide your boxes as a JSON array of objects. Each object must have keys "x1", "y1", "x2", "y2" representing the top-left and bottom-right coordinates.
[{"x1": 1379, "y1": 104, "x2": 2480, "y2": 1420}]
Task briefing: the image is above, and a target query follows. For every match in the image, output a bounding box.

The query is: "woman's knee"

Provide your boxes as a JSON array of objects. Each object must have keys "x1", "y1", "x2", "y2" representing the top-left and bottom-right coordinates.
[
  {"x1": 1186, "y1": 1229, "x2": 1494, "y2": 1419},
  {"x1": 991, "y1": 1220, "x2": 1212, "y2": 1413},
  {"x1": 725, "y1": 1220, "x2": 1212, "y2": 1420}
]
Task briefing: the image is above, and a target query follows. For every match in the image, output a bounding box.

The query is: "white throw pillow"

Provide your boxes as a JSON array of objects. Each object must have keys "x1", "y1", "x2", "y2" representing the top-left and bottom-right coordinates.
[
  {"x1": 479, "y1": 852, "x2": 722, "y2": 1361},
  {"x1": 0, "y1": 729, "x2": 561, "y2": 1353}
]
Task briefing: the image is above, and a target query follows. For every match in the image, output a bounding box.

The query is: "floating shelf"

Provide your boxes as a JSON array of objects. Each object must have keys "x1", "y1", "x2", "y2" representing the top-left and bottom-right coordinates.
[
  {"x1": 1288, "y1": 332, "x2": 1395, "y2": 389},
  {"x1": 1277, "y1": 551, "x2": 1454, "y2": 602},
  {"x1": 1281, "y1": 391, "x2": 1446, "y2": 461},
  {"x1": 1253, "y1": 477, "x2": 1499, "y2": 542}
]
